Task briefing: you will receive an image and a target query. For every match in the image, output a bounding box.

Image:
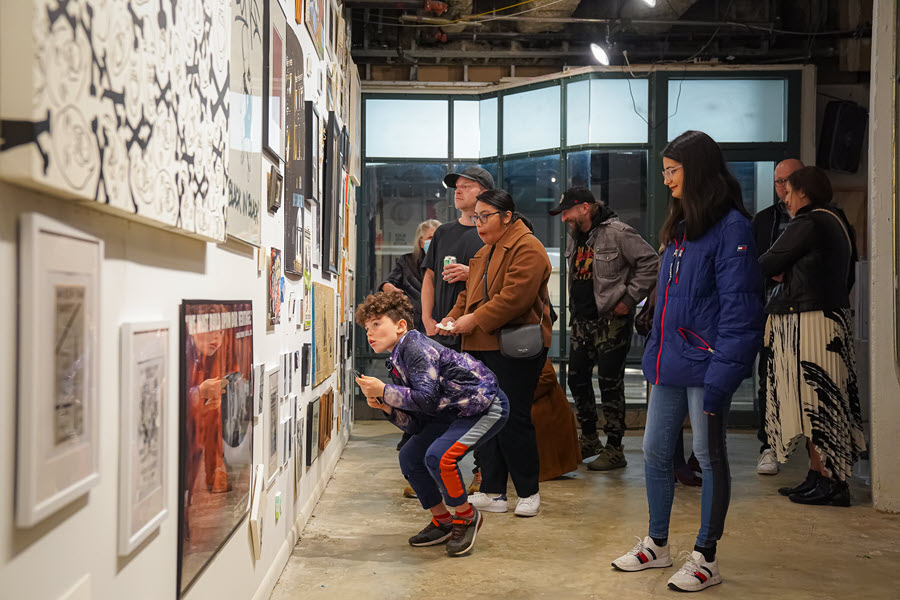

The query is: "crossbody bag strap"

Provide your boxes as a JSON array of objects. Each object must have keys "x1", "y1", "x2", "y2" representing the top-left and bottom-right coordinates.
[
  {"x1": 480, "y1": 235, "x2": 546, "y2": 325},
  {"x1": 812, "y1": 208, "x2": 853, "y2": 254}
]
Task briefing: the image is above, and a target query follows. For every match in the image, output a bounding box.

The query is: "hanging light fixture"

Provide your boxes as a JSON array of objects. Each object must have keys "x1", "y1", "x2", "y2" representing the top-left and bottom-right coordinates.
[
  {"x1": 642, "y1": 0, "x2": 657, "y2": 6},
  {"x1": 590, "y1": 43, "x2": 610, "y2": 66}
]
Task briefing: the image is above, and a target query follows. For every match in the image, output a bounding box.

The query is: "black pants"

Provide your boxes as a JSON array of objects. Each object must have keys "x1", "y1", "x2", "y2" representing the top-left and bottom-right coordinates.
[
  {"x1": 756, "y1": 348, "x2": 771, "y2": 453},
  {"x1": 469, "y1": 348, "x2": 547, "y2": 498}
]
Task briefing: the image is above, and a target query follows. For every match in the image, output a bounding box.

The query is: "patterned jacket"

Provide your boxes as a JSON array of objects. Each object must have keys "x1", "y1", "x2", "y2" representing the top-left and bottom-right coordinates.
[{"x1": 383, "y1": 330, "x2": 499, "y2": 434}]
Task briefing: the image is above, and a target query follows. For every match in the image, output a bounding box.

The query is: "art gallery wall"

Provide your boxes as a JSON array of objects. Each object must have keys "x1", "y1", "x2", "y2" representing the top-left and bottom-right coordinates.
[{"x1": 0, "y1": 0, "x2": 355, "y2": 598}]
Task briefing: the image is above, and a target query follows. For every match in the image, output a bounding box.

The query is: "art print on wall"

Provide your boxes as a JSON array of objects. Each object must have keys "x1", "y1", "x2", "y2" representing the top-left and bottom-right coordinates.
[
  {"x1": 305, "y1": 0, "x2": 326, "y2": 58},
  {"x1": 322, "y1": 112, "x2": 341, "y2": 274},
  {"x1": 265, "y1": 367, "x2": 280, "y2": 485},
  {"x1": 268, "y1": 248, "x2": 282, "y2": 327},
  {"x1": 226, "y1": 0, "x2": 264, "y2": 246},
  {"x1": 17, "y1": 214, "x2": 102, "y2": 527},
  {"x1": 306, "y1": 398, "x2": 320, "y2": 470},
  {"x1": 178, "y1": 301, "x2": 254, "y2": 597},
  {"x1": 319, "y1": 388, "x2": 333, "y2": 452},
  {"x1": 0, "y1": 1, "x2": 230, "y2": 242},
  {"x1": 119, "y1": 322, "x2": 169, "y2": 556},
  {"x1": 284, "y1": 27, "x2": 306, "y2": 276},
  {"x1": 253, "y1": 363, "x2": 265, "y2": 417},
  {"x1": 267, "y1": 165, "x2": 283, "y2": 213},
  {"x1": 304, "y1": 102, "x2": 320, "y2": 204},
  {"x1": 312, "y1": 282, "x2": 336, "y2": 386},
  {"x1": 263, "y1": 0, "x2": 287, "y2": 161}
]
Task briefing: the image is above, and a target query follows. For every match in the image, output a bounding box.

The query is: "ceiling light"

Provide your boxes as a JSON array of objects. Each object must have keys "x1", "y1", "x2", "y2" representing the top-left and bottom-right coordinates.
[
  {"x1": 590, "y1": 43, "x2": 610, "y2": 66},
  {"x1": 642, "y1": 0, "x2": 657, "y2": 6}
]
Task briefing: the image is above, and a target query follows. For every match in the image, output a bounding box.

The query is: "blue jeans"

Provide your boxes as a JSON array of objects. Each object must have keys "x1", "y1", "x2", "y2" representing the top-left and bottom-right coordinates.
[{"x1": 643, "y1": 385, "x2": 731, "y2": 548}]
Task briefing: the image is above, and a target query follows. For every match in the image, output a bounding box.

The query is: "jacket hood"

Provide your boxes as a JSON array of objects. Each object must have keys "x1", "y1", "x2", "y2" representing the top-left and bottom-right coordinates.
[{"x1": 574, "y1": 204, "x2": 618, "y2": 242}]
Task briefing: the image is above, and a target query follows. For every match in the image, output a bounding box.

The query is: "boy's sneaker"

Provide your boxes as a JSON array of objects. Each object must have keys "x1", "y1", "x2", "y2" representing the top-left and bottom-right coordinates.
[
  {"x1": 514, "y1": 493, "x2": 541, "y2": 517},
  {"x1": 588, "y1": 444, "x2": 627, "y2": 471},
  {"x1": 408, "y1": 518, "x2": 452, "y2": 547},
  {"x1": 667, "y1": 551, "x2": 722, "y2": 592},
  {"x1": 756, "y1": 448, "x2": 778, "y2": 475},
  {"x1": 446, "y1": 508, "x2": 483, "y2": 557},
  {"x1": 611, "y1": 536, "x2": 673, "y2": 572},
  {"x1": 580, "y1": 434, "x2": 603, "y2": 459},
  {"x1": 468, "y1": 492, "x2": 508, "y2": 513}
]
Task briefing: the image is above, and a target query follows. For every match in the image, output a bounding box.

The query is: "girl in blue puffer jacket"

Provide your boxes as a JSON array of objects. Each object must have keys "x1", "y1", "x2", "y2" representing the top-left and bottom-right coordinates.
[{"x1": 611, "y1": 131, "x2": 764, "y2": 592}]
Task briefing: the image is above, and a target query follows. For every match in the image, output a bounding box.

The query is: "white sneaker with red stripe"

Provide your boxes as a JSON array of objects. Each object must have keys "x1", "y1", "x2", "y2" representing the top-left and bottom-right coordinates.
[
  {"x1": 667, "y1": 551, "x2": 722, "y2": 592},
  {"x1": 611, "y1": 536, "x2": 672, "y2": 572}
]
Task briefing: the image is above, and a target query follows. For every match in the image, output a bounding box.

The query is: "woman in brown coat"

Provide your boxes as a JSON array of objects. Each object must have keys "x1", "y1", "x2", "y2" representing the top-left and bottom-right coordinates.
[{"x1": 441, "y1": 189, "x2": 552, "y2": 517}]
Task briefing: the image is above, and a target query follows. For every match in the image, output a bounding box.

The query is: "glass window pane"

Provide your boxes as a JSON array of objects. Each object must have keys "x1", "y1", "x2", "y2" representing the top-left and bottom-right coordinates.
[
  {"x1": 567, "y1": 150, "x2": 649, "y2": 237},
  {"x1": 503, "y1": 86, "x2": 560, "y2": 154},
  {"x1": 479, "y1": 98, "x2": 498, "y2": 158},
  {"x1": 452, "y1": 98, "x2": 498, "y2": 159},
  {"x1": 366, "y1": 99, "x2": 449, "y2": 158},
  {"x1": 452, "y1": 162, "x2": 499, "y2": 186},
  {"x1": 567, "y1": 79, "x2": 649, "y2": 145},
  {"x1": 667, "y1": 79, "x2": 787, "y2": 143},
  {"x1": 728, "y1": 161, "x2": 776, "y2": 217}
]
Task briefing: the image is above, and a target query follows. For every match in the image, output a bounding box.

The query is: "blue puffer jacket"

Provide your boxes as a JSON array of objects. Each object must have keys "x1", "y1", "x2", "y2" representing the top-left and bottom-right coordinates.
[{"x1": 641, "y1": 209, "x2": 764, "y2": 413}]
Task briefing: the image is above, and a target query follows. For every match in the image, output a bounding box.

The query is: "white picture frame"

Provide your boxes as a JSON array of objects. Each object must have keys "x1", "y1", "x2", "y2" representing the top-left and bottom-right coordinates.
[
  {"x1": 17, "y1": 213, "x2": 102, "y2": 527},
  {"x1": 265, "y1": 367, "x2": 280, "y2": 487},
  {"x1": 118, "y1": 321, "x2": 169, "y2": 555},
  {"x1": 249, "y1": 464, "x2": 265, "y2": 561}
]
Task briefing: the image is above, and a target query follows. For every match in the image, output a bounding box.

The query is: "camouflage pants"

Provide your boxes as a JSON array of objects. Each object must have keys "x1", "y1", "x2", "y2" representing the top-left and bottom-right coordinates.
[{"x1": 568, "y1": 315, "x2": 634, "y2": 443}]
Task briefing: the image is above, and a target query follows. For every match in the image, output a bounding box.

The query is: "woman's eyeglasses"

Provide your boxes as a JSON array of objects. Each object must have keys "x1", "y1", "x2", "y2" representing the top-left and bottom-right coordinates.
[
  {"x1": 470, "y1": 211, "x2": 501, "y2": 225},
  {"x1": 661, "y1": 165, "x2": 683, "y2": 181}
]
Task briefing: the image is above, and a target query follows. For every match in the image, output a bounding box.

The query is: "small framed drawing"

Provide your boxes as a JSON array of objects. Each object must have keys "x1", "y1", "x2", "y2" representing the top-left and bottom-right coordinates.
[
  {"x1": 17, "y1": 213, "x2": 102, "y2": 527},
  {"x1": 118, "y1": 321, "x2": 169, "y2": 555},
  {"x1": 267, "y1": 165, "x2": 283, "y2": 212}
]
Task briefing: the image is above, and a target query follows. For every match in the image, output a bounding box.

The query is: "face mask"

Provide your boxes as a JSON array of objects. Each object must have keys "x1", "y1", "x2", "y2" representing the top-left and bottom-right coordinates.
[{"x1": 423, "y1": 240, "x2": 431, "y2": 254}]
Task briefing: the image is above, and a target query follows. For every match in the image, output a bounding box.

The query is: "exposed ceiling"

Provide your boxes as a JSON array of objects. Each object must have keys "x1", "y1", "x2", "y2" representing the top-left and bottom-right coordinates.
[{"x1": 347, "y1": 0, "x2": 872, "y2": 80}]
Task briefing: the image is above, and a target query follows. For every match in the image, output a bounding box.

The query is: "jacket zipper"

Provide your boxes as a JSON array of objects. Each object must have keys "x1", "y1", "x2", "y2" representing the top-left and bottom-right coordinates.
[
  {"x1": 655, "y1": 235, "x2": 686, "y2": 385},
  {"x1": 678, "y1": 327, "x2": 715, "y2": 353}
]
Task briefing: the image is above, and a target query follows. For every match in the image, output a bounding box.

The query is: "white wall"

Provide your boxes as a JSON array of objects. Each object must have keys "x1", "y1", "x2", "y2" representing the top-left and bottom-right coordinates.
[{"x1": 0, "y1": 1, "x2": 357, "y2": 597}]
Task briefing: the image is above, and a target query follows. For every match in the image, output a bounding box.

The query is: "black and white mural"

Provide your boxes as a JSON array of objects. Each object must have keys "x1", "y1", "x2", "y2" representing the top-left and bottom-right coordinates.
[{"x1": 0, "y1": 0, "x2": 230, "y2": 242}]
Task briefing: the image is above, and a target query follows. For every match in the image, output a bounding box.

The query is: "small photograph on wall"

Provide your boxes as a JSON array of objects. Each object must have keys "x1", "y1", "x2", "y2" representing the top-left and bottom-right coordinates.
[
  {"x1": 313, "y1": 282, "x2": 336, "y2": 386},
  {"x1": 178, "y1": 301, "x2": 254, "y2": 597},
  {"x1": 269, "y1": 248, "x2": 282, "y2": 327},
  {"x1": 264, "y1": 0, "x2": 287, "y2": 161}
]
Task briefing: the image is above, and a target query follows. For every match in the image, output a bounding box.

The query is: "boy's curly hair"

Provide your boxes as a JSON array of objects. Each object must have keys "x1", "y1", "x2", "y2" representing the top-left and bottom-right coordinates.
[{"x1": 355, "y1": 290, "x2": 415, "y2": 328}]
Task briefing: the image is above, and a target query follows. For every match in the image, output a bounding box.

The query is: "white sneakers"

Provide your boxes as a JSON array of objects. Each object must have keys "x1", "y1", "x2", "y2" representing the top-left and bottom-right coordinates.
[
  {"x1": 667, "y1": 551, "x2": 722, "y2": 592},
  {"x1": 468, "y1": 492, "x2": 540, "y2": 517},
  {"x1": 514, "y1": 493, "x2": 540, "y2": 517},
  {"x1": 756, "y1": 448, "x2": 779, "y2": 475},
  {"x1": 613, "y1": 539, "x2": 722, "y2": 593}
]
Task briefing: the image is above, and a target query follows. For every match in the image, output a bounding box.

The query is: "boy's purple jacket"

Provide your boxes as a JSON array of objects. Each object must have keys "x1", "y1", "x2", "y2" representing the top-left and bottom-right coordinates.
[{"x1": 381, "y1": 330, "x2": 499, "y2": 434}]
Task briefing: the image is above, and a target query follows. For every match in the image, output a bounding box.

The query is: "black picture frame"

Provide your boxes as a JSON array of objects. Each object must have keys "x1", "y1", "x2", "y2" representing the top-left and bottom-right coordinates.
[
  {"x1": 306, "y1": 396, "x2": 320, "y2": 470},
  {"x1": 322, "y1": 111, "x2": 341, "y2": 275},
  {"x1": 267, "y1": 165, "x2": 283, "y2": 212},
  {"x1": 304, "y1": 101, "x2": 320, "y2": 203},
  {"x1": 284, "y1": 26, "x2": 305, "y2": 276}
]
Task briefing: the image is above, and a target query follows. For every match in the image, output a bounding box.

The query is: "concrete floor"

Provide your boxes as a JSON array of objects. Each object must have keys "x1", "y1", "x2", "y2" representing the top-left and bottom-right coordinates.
[{"x1": 271, "y1": 421, "x2": 900, "y2": 599}]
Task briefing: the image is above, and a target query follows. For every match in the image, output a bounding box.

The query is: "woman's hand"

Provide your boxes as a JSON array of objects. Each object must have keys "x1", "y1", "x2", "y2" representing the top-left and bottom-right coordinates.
[
  {"x1": 449, "y1": 313, "x2": 477, "y2": 335},
  {"x1": 355, "y1": 375, "x2": 386, "y2": 399}
]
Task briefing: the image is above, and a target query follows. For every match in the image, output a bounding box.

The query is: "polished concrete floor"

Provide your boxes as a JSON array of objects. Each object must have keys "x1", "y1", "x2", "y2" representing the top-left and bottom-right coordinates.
[{"x1": 271, "y1": 421, "x2": 900, "y2": 599}]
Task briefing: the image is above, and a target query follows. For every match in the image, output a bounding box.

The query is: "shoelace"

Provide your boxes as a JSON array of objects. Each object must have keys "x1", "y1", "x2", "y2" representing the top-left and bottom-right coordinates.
[
  {"x1": 627, "y1": 536, "x2": 647, "y2": 556},
  {"x1": 674, "y1": 551, "x2": 702, "y2": 576}
]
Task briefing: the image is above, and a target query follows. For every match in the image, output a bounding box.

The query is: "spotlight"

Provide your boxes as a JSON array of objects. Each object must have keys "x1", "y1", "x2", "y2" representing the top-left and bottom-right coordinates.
[
  {"x1": 590, "y1": 43, "x2": 610, "y2": 66},
  {"x1": 642, "y1": 0, "x2": 657, "y2": 6}
]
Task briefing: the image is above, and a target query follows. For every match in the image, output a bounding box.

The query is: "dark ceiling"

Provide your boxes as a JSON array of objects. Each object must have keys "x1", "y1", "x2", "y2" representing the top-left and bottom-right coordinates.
[{"x1": 347, "y1": 0, "x2": 872, "y2": 80}]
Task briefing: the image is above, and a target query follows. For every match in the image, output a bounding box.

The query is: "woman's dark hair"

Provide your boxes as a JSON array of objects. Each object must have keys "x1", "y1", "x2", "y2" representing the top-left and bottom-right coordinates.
[
  {"x1": 475, "y1": 189, "x2": 534, "y2": 232},
  {"x1": 659, "y1": 130, "x2": 749, "y2": 243},
  {"x1": 787, "y1": 166, "x2": 832, "y2": 207}
]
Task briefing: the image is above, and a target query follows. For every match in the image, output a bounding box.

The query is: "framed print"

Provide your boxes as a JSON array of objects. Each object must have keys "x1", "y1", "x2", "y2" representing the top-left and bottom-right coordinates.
[
  {"x1": 306, "y1": 398, "x2": 320, "y2": 470},
  {"x1": 268, "y1": 248, "x2": 282, "y2": 327},
  {"x1": 284, "y1": 27, "x2": 306, "y2": 276},
  {"x1": 227, "y1": 0, "x2": 264, "y2": 247},
  {"x1": 263, "y1": 0, "x2": 287, "y2": 161},
  {"x1": 249, "y1": 464, "x2": 265, "y2": 561},
  {"x1": 267, "y1": 165, "x2": 283, "y2": 212},
  {"x1": 118, "y1": 321, "x2": 169, "y2": 556},
  {"x1": 301, "y1": 343, "x2": 311, "y2": 389},
  {"x1": 319, "y1": 388, "x2": 333, "y2": 452},
  {"x1": 265, "y1": 367, "x2": 280, "y2": 486},
  {"x1": 322, "y1": 111, "x2": 341, "y2": 274},
  {"x1": 312, "y1": 282, "x2": 336, "y2": 386},
  {"x1": 253, "y1": 363, "x2": 265, "y2": 417},
  {"x1": 178, "y1": 300, "x2": 254, "y2": 597},
  {"x1": 294, "y1": 0, "x2": 303, "y2": 24},
  {"x1": 305, "y1": 0, "x2": 325, "y2": 58},
  {"x1": 304, "y1": 101, "x2": 320, "y2": 203},
  {"x1": 294, "y1": 411, "x2": 304, "y2": 489},
  {"x1": 16, "y1": 214, "x2": 102, "y2": 528}
]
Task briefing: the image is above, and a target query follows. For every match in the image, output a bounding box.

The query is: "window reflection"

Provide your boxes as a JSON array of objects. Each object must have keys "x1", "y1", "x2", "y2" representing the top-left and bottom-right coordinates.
[
  {"x1": 568, "y1": 150, "x2": 649, "y2": 238},
  {"x1": 728, "y1": 161, "x2": 776, "y2": 216}
]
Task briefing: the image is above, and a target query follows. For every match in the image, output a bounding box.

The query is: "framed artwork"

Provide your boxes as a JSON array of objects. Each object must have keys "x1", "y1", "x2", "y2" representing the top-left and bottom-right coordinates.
[
  {"x1": 16, "y1": 214, "x2": 102, "y2": 528},
  {"x1": 226, "y1": 0, "x2": 264, "y2": 247},
  {"x1": 249, "y1": 464, "x2": 265, "y2": 561},
  {"x1": 265, "y1": 367, "x2": 280, "y2": 486},
  {"x1": 348, "y1": 64, "x2": 362, "y2": 184},
  {"x1": 284, "y1": 27, "x2": 306, "y2": 276},
  {"x1": 264, "y1": 0, "x2": 287, "y2": 161},
  {"x1": 178, "y1": 300, "x2": 254, "y2": 597},
  {"x1": 268, "y1": 248, "x2": 282, "y2": 327},
  {"x1": 312, "y1": 282, "x2": 336, "y2": 386},
  {"x1": 319, "y1": 388, "x2": 333, "y2": 452},
  {"x1": 321, "y1": 111, "x2": 341, "y2": 274},
  {"x1": 294, "y1": 0, "x2": 303, "y2": 24},
  {"x1": 305, "y1": 195, "x2": 320, "y2": 271},
  {"x1": 301, "y1": 343, "x2": 311, "y2": 389},
  {"x1": 306, "y1": 398, "x2": 320, "y2": 470},
  {"x1": 304, "y1": 102, "x2": 320, "y2": 203},
  {"x1": 305, "y1": 0, "x2": 325, "y2": 58},
  {"x1": 118, "y1": 321, "x2": 169, "y2": 556},
  {"x1": 326, "y1": 65, "x2": 334, "y2": 112},
  {"x1": 294, "y1": 400, "x2": 304, "y2": 489},
  {"x1": 253, "y1": 363, "x2": 265, "y2": 417},
  {"x1": 267, "y1": 165, "x2": 283, "y2": 212}
]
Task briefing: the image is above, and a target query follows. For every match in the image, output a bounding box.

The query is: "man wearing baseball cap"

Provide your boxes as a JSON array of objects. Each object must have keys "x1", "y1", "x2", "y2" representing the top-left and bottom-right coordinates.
[
  {"x1": 421, "y1": 166, "x2": 495, "y2": 350},
  {"x1": 551, "y1": 187, "x2": 657, "y2": 470}
]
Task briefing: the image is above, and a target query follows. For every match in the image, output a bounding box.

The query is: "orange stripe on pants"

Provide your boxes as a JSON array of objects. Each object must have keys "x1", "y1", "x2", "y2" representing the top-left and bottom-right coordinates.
[{"x1": 439, "y1": 441, "x2": 470, "y2": 499}]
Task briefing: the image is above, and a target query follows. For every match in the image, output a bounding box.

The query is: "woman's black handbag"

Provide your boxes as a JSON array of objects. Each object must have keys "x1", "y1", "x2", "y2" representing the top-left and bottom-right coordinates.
[{"x1": 482, "y1": 245, "x2": 545, "y2": 359}]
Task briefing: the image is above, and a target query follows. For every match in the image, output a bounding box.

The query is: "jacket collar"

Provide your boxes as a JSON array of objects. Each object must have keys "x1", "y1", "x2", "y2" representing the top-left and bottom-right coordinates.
[
  {"x1": 496, "y1": 218, "x2": 532, "y2": 249},
  {"x1": 473, "y1": 219, "x2": 532, "y2": 302},
  {"x1": 793, "y1": 204, "x2": 813, "y2": 218},
  {"x1": 385, "y1": 331, "x2": 417, "y2": 377}
]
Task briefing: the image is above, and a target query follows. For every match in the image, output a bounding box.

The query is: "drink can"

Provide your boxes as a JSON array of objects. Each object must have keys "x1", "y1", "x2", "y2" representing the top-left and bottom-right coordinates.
[{"x1": 443, "y1": 255, "x2": 457, "y2": 269}]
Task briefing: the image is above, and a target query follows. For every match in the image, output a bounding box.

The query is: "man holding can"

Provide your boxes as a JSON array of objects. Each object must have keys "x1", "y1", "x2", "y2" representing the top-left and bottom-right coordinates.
[{"x1": 421, "y1": 166, "x2": 493, "y2": 350}]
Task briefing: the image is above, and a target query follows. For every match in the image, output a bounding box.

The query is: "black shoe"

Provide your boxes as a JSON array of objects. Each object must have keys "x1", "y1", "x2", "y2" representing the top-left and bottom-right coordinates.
[
  {"x1": 446, "y1": 508, "x2": 483, "y2": 557},
  {"x1": 789, "y1": 477, "x2": 850, "y2": 507},
  {"x1": 408, "y1": 519, "x2": 453, "y2": 547},
  {"x1": 778, "y1": 469, "x2": 819, "y2": 497}
]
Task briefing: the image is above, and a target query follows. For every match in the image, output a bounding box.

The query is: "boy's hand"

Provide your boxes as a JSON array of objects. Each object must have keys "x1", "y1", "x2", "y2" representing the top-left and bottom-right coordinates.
[
  {"x1": 355, "y1": 374, "x2": 386, "y2": 399},
  {"x1": 449, "y1": 313, "x2": 476, "y2": 335},
  {"x1": 365, "y1": 396, "x2": 391, "y2": 414}
]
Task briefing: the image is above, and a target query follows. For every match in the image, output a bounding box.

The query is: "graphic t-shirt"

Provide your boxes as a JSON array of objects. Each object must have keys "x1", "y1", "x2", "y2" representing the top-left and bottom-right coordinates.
[
  {"x1": 570, "y1": 240, "x2": 598, "y2": 320},
  {"x1": 422, "y1": 220, "x2": 485, "y2": 323}
]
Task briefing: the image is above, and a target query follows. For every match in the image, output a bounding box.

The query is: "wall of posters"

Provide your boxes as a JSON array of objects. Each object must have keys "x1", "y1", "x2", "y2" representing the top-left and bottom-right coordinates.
[
  {"x1": 0, "y1": 1, "x2": 230, "y2": 242},
  {"x1": 284, "y1": 27, "x2": 306, "y2": 276},
  {"x1": 264, "y1": 0, "x2": 287, "y2": 162},
  {"x1": 178, "y1": 300, "x2": 254, "y2": 597},
  {"x1": 312, "y1": 283, "x2": 335, "y2": 386}
]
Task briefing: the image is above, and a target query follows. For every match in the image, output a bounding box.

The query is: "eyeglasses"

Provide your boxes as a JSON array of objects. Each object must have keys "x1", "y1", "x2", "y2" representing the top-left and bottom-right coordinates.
[
  {"x1": 470, "y1": 211, "x2": 502, "y2": 225},
  {"x1": 661, "y1": 165, "x2": 683, "y2": 181},
  {"x1": 774, "y1": 178, "x2": 789, "y2": 186}
]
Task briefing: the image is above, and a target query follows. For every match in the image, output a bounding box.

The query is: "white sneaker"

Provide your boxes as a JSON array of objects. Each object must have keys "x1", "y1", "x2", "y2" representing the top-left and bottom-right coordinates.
[
  {"x1": 468, "y1": 492, "x2": 508, "y2": 513},
  {"x1": 667, "y1": 551, "x2": 722, "y2": 592},
  {"x1": 514, "y1": 493, "x2": 540, "y2": 517},
  {"x1": 756, "y1": 448, "x2": 779, "y2": 475},
  {"x1": 611, "y1": 536, "x2": 673, "y2": 572}
]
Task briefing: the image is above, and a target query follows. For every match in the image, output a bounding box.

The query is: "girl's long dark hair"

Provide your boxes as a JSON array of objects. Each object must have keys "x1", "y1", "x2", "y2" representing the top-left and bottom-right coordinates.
[
  {"x1": 476, "y1": 189, "x2": 535, "y2": 232},
  {"x1": 659, "y1": 130, "x2": 748, "y2": 244}
]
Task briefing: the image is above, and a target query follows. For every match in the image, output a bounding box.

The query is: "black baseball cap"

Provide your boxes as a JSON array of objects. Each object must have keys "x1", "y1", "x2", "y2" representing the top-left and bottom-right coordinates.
[
  {"x1": 443, "y1": 166, "x2": 495, "y2": 191},
  {"x1": 549, "y1": 187, "x2": 596, "y2": 215}
]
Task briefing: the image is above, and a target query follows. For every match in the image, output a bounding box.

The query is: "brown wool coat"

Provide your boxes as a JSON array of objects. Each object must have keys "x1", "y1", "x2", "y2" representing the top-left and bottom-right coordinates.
[{"x1": 447, "y1": 219, "x2": 552, "y2": 352}]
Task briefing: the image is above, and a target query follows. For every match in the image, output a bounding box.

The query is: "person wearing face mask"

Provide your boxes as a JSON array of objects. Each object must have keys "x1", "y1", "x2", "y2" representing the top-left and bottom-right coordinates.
[
  {"x1": 439, "y1": 189, "x2": 552, "y2": 517},
  {"x1": 380, "y1": 219, "x2": 442, "y2": 333},
  {"x1": 758, "y1": 166, "x2": 864, "y2": 507}
]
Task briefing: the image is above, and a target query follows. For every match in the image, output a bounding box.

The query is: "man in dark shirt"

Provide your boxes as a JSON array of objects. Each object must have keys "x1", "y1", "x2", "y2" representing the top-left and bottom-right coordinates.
[
  {"x1": 752, "y1": 158, "x2": 803, "y2": 476},
  {"x1": 421, "y1": 166, "x2": 494, "y2": 350}
]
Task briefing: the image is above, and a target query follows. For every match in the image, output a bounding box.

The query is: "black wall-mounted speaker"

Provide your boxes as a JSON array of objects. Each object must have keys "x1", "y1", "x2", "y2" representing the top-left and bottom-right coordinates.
[{"x1": 817, "y1": 100, "x2": 869, "y2": 173}]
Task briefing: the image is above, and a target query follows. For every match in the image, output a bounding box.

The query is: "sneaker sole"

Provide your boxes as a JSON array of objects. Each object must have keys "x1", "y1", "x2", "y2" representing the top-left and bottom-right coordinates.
[
  {"x1": 588, "y1": 462, "x2": 627, "y2": 472},
  {"x1": 756, "y1": 468, "x2": 778, "y2": 475},
  {"x1": 409, "y1": 531, "x2": 452, "y2": 547},
  {"x1": 447, "y1": 512, "x2": 483, "y2": 557},
  {"x1": 514, "y1": 506, "x2": 540, "y2": 517},
  {"x1": 472, "y1": 503, "x2": 508, "y2": 513},
  {"x1": 611, "y1": 559, "x2": 673, "y2": 572},
  {"x1": 667, "y1": 576, "x2": 722, "y2": 592}
]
